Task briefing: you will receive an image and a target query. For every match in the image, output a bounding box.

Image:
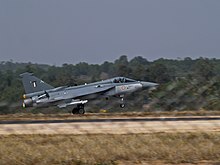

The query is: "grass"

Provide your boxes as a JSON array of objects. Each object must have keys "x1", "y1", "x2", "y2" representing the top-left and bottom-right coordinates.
[{"x1": 0, "y1": 133, "x2": 220, "y2": 164}]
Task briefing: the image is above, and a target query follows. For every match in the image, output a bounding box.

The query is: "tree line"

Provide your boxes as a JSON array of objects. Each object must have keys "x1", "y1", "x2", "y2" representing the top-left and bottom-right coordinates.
[{"x1": 0, "y1": 56, "x2": 220, "y2": 114}]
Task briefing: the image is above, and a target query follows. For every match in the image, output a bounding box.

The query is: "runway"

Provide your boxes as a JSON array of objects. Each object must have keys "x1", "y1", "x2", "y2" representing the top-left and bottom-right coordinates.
[{"x1": 0, "y1": 116, "x2": 220, "y2": 135}]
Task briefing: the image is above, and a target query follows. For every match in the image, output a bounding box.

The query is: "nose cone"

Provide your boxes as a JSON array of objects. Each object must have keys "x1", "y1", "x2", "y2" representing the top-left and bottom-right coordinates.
[{"x1": 141, "y1": 81, "x2": 159, "y2": 89}]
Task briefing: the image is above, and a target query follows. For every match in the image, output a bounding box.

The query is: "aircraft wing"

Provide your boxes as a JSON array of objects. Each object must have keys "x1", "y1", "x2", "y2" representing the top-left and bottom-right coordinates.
[{"x1": 50, "y1": 85, "x2": 114, "y2": 108}]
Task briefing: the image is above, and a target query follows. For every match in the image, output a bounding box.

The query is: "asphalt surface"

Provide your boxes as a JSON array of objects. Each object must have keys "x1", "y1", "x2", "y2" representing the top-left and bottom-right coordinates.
[
  {"x1": 1, "y1": 116, "x2": 220, "y2": 134},
  {"x1": 1, "y1": 116, "x2": 220, "y2": 125}
]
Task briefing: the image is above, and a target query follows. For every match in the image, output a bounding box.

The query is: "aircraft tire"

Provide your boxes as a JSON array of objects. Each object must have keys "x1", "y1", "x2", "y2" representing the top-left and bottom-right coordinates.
[
  {"x1": 78, "y1": 108, "x2": 85, "y2": 114},
  {"x1": 120, "y1": 104, "x2": 125, "y2": 108},
  {"x1": 72, "y1": 108, "x2": 78, "y2": 114}
]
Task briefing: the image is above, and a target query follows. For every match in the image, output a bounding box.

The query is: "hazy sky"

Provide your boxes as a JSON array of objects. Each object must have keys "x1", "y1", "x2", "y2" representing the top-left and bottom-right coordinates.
[{"x1": 0, "y1": 0, "x2": 220, "y2": 65}]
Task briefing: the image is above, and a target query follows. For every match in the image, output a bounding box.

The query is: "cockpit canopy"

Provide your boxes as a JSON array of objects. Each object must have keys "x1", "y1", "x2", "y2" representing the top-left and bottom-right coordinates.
[{"x1": 112, "y1": 77, "x2": 136, "y2": 83}]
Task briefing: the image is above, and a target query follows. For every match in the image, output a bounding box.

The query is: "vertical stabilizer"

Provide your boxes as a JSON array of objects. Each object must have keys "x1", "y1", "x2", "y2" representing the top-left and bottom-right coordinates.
[{"x1": 20, "y1": 72, "x2": 54, "y2": 94}]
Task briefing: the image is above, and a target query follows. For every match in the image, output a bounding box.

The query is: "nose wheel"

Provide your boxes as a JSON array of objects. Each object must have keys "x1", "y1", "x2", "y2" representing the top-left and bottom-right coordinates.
[
  {"x1": 72, "y1": 104, "x2": 85, "y2": 114},
  {"x1": 120, "y1": 104, "x2": 125, "y2": 108}
]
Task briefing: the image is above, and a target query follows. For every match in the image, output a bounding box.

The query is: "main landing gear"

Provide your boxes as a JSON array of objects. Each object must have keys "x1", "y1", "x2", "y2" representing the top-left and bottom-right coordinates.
[{"x1": 72, "y1": 104, "x2": 85, "y2": 114}]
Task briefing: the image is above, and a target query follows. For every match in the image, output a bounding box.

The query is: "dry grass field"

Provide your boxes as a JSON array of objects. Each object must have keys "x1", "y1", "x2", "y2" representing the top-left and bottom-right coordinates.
[
  {"x1": 0, "y1": 132, "x2": 220, "y2": 165},
  {"x1": 1, "y1": 111, "x2": 220, "y2": 164}
]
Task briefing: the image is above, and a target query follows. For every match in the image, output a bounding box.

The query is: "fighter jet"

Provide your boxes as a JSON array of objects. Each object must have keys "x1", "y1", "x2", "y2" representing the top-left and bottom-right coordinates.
[{"x1": 20, "y1": 72, "x2": 158, "y2": 114}]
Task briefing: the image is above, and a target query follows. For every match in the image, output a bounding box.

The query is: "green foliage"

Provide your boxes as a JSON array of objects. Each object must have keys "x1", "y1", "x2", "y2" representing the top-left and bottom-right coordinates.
[
  {"x1": 0, "y1": 56, "x2": 220, "y2": 114},
  {"x1": 192, "y1": 58, "x2": 216, "y2": 81}
]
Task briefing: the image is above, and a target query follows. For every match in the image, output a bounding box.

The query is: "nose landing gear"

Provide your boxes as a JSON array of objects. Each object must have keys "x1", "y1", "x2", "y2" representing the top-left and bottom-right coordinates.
[{"x1": 120, "y1": 96, "x2": 125, "y2": 108}]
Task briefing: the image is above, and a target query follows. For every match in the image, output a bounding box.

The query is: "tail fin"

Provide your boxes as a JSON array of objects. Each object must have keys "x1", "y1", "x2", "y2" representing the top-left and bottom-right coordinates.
[{"x1": 20, "y1": 72, "x2": 54, "y2": 94}]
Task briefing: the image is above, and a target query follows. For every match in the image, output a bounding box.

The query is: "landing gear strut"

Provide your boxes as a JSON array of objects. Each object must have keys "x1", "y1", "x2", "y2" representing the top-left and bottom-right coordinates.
[{"x1": 72, "y1": 104, "x2": 85, "y2": 114}]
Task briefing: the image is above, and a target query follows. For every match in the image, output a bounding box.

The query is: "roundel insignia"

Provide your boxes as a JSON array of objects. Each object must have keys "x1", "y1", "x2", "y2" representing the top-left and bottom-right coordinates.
[{"x1": 120, "y1": 85, "x2": 126, "y2": 90}]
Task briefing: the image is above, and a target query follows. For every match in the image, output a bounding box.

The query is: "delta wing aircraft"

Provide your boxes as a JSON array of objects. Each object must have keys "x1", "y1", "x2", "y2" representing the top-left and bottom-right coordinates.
[{"x1": 20, "y1": 72, "x2": 158, "y2": 114}]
